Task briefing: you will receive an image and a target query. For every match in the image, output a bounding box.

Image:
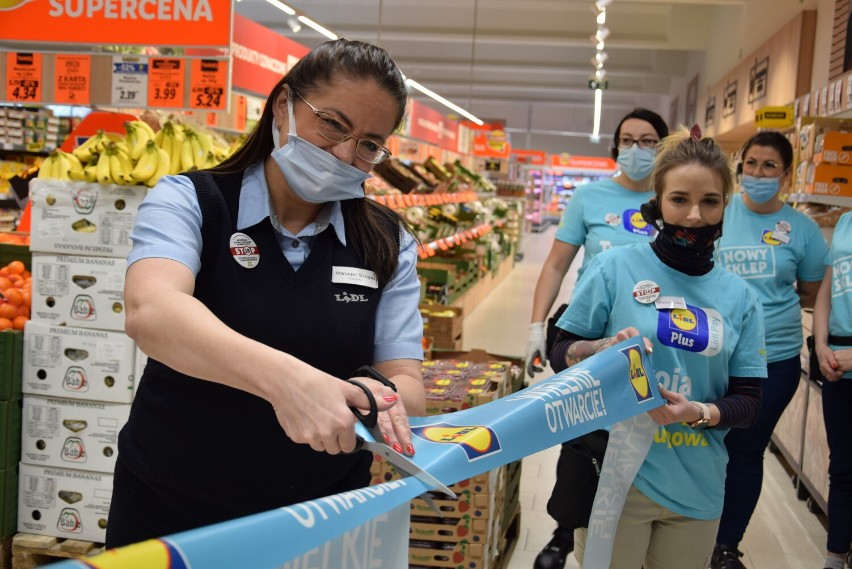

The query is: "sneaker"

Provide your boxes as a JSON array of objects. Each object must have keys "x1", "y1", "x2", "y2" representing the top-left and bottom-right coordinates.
[
  {"x1": 710, "y1": 544, "x2": 747, "y2": 569},
  {"x1": 533, "y1": 531, "x2": 574, "y2": 569}
]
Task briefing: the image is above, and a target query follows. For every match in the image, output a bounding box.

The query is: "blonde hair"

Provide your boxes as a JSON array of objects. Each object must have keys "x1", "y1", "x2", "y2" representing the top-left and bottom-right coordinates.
[{"x1": 649, "y1": 126, "x2": 735, "y2": 203}]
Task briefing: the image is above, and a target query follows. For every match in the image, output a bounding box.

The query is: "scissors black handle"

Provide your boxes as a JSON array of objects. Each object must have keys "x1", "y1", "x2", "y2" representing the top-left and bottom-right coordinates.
[
  {"x1": 346, "y1": 379, "x2": 378, "y2": 429},
  {"x1": 350, "y1": 365, "x2": 398, "y2": 392}
]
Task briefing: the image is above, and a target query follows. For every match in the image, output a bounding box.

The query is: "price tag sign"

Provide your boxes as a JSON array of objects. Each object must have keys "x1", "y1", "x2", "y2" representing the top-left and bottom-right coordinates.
[
  {"x1": 147, "y1": 58, "x2": 184, "y2": 108},
  {"x1": 235, "y1": 95, "x2": 247, "y2": 132},
  {"x1": 6, "y1": 52, "x2": 42, "y2": 103},
  {"x1": 190, "y1": 59, "x2": 228, "y2": 111},
  {"x1": 111, "y1": 56, "x2": 148, "y2": 107},
  {"x1": 54, "y1": 54, "x2": 91, "y2": 105}
]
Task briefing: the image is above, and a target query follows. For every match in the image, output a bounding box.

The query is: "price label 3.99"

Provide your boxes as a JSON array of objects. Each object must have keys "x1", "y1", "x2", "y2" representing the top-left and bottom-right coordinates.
[{"x1": 148, "y1": 58, "x2": 185, "y2": 108}]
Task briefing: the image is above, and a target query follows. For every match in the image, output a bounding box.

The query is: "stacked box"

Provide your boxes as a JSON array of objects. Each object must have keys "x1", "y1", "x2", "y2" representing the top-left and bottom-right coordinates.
[
  {"x1": 792, "y1": 118, "x2": 852, "y2": 195},
  {"x1": 19, "y1": 180, "x2": 141, "y2": 543},
  {"x1": 419, "y1": 305, "x2": 464, "y2": 351}
]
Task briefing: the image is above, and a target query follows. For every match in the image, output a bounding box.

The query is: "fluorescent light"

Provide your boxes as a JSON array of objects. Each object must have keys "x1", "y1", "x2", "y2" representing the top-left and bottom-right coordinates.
[
  {"x1": 592, "y1": 88, "x2": 602, "y2": 137},
  {"x1": 406, "y1": 79, "x2": 484, "y2": 125},
  {"x1": 297, "y1": 16, "x2": 338, "y2": 39},
  {"x1": 594, "y1": 52, "x2": 608, "y2": 64},
  {"x1": 594, "y1": 27, "x2": 610, "y2": 41},
  {"x1": 264, "y1": 0, "x2": 295, "y2": 15},
  {"x1": 287, "y1": 17, "x2": 302, "y2": 33},
  {"x1": 596, "y1": 10, "x2": 606, "y2": 24}
]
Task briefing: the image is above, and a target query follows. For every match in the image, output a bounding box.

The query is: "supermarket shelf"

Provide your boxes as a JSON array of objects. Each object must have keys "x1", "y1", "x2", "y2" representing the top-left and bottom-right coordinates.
[
  {"x1": 787, "y1": 193, "x2": 852, "y2": 208},
  {"x1": 417, "y1": 220, "x2": 504, "y2": 259},
  {"x1": 369, "y1": 191, "x2": 479, "y2": 209}
]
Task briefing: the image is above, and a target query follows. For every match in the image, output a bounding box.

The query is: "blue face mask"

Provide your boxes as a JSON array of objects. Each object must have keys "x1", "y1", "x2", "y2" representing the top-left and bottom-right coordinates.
[
  {"x1": 271, "y1": 95, "x2": 370, "y2": 203},
  {"x1": 617, "y1": 145, "x2": 656, "y2": 181},
  {"x1": 740, "y1": 174, "x2": 780, "y2": 204}
]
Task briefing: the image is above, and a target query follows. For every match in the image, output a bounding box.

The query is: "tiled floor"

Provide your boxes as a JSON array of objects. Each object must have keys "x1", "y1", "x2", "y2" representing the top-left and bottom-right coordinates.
[{"x1": 461, "y1": 226, "x2": 829, "y2": 569}]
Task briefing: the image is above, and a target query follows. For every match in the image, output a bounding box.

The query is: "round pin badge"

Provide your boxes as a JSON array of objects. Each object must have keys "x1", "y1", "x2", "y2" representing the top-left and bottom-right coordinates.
[
  {"x1": 229, "y1": 232, "x2": 260, "y2": 268},
  {"x1": 632, "y1": 280, "x2": 661, "y2": 304}
]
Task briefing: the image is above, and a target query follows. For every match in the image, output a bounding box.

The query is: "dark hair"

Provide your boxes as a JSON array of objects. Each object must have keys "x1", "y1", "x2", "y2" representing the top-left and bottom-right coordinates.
[
  {"x1": 611, "y1": 108, "x2": 669, "y2": 160},
  {"x1": 209, "y1": 38, "x2": 413, "y2": 286},
  {"x1": 740, "y1": 131, "x2": 794, "y2": 171},
  {"x1": 650, "y1": 126, "x2": 735, "y2": 204}
]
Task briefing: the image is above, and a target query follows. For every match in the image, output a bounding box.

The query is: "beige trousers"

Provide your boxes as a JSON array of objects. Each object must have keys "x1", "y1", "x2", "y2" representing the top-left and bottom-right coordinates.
[{"x1": 574, "y1": 485, "x2": 719, "y2": 569}]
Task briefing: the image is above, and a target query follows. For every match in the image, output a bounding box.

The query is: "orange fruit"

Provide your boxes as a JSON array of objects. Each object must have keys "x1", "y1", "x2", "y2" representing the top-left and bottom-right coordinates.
[
  {"x1": 0, "y1": 318, "x2": 11, "y2": 331},
  {"x1": 2, "y1": 289, "x2": 23, "y2": 306},
  {"x1": 0, "y1": 277, "x2": 11, "y2": 290},
  {"x1": 0, "y1": 268, "x2": 8, "y2": 277},
  {"x1": 12, "y1": 315, "x2": 27, "y2": 331},
  {"x1": 8, "y1": 275, "x2": 22, "y2": 286},
  {"x1": 21, "y1": 291, "x2": 31, "y2": 308},
  {"x1": 7, "y1": 261, "x2": 25, "y2": 275},
  {"x1": 16, "y1": 305, "x2": 28, "y2": 318},
  {"x1": 0, "y1": 303, "x2": 15, "y2": 320}
]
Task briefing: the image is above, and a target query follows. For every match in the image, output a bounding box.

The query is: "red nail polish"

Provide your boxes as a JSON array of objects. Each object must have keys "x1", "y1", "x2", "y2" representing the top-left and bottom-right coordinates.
[
  {"x1": 392, "y1": 443, "x2": 403, "y2": 453},
  {"x1": 383, "y1": 434, "x2": 390, "y2": 444},
  {"x1": 383, "y1": 394, "x2": 398, "y2": 403},
  {"x1": 406, "y1": 444, "x2": 415, "y2": 455}
]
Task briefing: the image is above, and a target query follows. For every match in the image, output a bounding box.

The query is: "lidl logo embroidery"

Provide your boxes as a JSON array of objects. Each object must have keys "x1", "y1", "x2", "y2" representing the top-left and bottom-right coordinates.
[
  {"x1": 761, "y1": 230, "x2": 781, "y2": 246},
  {"x1": 619, "y1": 345, "x2": 654, "y2": 402},
  {"x1": 623, "y1": 209, "x2": 654, "y2": 236},
  {"x1": 412, "y1": 423, "x2": 502, "y2": 462},
  {"x1": 657, "y1": 304, "x2": 723, "y2": 356}
]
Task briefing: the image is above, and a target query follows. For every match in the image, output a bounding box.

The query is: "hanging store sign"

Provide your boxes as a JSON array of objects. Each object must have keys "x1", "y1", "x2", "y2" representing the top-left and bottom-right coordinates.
[
  {"x1": 511, "y1": 149, "x2": 547, "y2": 165},
  {"x1": 229, "y1": 14, "x2": 310, "y2": 97},
  {"x1": 471, "y1": 124, "x2": 510, "y2": 159},
  {"x1": 0, "y1": 0, "x2": 233, "y2": 49},
  {"x1": 407, "y1": 100, "x2": 460, "y2": 153},
  {"x1": 5, "y1": 52, "x2": 42, "y2": 103},
  {"x1": 189, "y1": 59, "x2": 229, "y2": 111},
  {"x1": 550, "y1": 154, "x2": 617, "y2": 171}
]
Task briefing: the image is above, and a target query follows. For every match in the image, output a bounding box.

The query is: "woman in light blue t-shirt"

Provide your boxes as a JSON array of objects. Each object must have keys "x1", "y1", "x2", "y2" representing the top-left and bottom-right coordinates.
[
  {"x1": 813, "y1": 211, "x2": 852, "y2": 569},
  {"x1": 551, "y1": 127, "x2": 767, "y2": 569},
  {"x1": 712, "y1": 132, "x2": 827, "y2": 569}
]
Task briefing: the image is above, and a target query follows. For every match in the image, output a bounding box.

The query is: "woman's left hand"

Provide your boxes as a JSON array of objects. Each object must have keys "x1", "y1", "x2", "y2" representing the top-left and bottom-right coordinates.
[
  {"x1": 349, "y1": 375, "x2": 415, "y2": 456},
  {"x1": 647, "y1": 386, "x2": 699, "y2": 426}
]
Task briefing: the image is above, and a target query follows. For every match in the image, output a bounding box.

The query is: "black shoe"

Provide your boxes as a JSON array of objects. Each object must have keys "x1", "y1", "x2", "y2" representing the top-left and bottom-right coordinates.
[
  {"x1": 710, "y1": 544, "x2": 747, "y2": 569},
  {"x1": 533, "y1": 530, "x2": 574, "y2": 569}
]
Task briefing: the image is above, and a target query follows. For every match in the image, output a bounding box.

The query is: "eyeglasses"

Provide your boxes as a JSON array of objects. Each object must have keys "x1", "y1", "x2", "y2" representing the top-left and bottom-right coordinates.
[
  {"x1": 294, "y1": 91, "x2": 392, "y2": 164},
  {"x1": 742, "y1": 158, "x2": 782, "y2": 174},
  {"x1": 618, "y1": 136, "x2": 659, "y2": 150}
]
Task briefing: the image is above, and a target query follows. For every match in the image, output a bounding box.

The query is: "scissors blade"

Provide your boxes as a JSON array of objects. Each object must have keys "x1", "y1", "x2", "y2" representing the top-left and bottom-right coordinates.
[{"x1": 365, "y1": 440, "x2": 456, "y2": 499}]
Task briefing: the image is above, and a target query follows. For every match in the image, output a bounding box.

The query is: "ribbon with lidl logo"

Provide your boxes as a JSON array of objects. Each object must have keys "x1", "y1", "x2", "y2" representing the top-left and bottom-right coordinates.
[{"x1": 48, "y1": 338, "x2": 661, "y2": 569}]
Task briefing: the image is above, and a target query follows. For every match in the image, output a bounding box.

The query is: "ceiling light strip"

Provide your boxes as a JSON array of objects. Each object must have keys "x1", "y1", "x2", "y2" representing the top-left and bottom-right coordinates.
[{"x1": 261, "y1": 0, "x2": 483, "y2": 127}]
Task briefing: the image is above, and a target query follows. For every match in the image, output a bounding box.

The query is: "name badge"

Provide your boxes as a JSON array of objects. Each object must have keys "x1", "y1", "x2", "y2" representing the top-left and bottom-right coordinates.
[
  {"x1": 655, "y1": 296, "x2": 687, "y2": 310},
  {"x1": 332, "y1": 266, "x2": 378, "y2": 289},
  {"x1": 770, "y1": 231, "x2": 790, "y2": 244}
]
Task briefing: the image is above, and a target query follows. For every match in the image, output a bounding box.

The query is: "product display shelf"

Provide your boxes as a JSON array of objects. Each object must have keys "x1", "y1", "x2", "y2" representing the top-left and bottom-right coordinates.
[
  {"x1": 417, "y1": 221, "x2": 505, "y2": 260},
  {"x1": 10, "y1": 533, "x2": 104, "y2": 569},
  {"x1": 370, "y1": 191, "x2": 479, "y2": 209}
]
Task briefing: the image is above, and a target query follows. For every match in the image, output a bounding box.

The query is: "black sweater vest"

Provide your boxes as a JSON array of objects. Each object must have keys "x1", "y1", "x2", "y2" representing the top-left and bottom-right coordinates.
[{"x1": 114, "y1": 171, "x2": 381, "y2": 538}]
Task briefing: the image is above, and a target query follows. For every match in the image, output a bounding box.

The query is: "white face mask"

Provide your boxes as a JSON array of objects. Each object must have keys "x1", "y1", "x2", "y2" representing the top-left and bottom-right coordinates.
[{"x1": 271, "y1": 95, "x2": 370, "y2": 203}]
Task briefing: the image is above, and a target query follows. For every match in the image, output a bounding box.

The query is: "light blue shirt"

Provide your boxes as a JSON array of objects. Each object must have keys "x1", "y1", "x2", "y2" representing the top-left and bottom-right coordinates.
[
  {"x1": 128, "y1": 162, "x2": 424, "y2": 363},
  {"x1": 717, "y1": 194, "x2": 828, "y2": 362},
  {"x1": 827, "y1": 211, "x2": 852, "y2": 378},
  {"x1": 554, "y1": 178, "x2": 655, "y2": 281},
  {"x1": 557, "y1": 244, "x2": 766, "y2": 519}
]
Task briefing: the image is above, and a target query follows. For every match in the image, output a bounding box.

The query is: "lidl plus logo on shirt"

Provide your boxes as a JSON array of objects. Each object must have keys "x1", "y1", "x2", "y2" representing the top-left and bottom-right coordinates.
[
  {"x1": 833, "y1": 254, "x2": 852, "y2": 297},
  {"x1": 657, "y1": 305, "x2": 723, "y2": 356},
  {"x1": 622, "y1": 209, "x2": 654, "y2": 236},
  {"x1": 719, "y1": 246, "x2": 776, "y2": 279}
]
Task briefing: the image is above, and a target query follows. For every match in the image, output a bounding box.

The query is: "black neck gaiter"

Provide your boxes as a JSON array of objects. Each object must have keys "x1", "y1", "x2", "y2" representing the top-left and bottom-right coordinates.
[{"x1": 640, "y1": 200, "x2": 722, "y2": 277}]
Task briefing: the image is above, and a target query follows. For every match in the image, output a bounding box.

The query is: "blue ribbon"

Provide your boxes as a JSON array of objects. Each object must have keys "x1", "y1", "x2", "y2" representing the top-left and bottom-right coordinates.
[{"x1": 49, "y1": 338, "x2": 661, "y2": 569}]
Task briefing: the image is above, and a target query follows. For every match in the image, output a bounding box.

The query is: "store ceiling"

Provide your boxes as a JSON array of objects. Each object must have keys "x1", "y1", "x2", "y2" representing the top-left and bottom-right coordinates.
[{"x1": 235, "y1": 0, "x2": 748, "y2": 155}]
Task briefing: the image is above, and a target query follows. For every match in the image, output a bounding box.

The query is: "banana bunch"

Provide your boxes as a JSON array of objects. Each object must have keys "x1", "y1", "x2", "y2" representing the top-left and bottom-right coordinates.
[
  {"x1": 125, "y1": 120, "x2": 158, "y2": 161},
  {"x1": 94, "y1": 142, "x2": 136, "y2": 185},
  {"x1": 129, "y1": 140, "x2": 171, "y2": 187},
  {"x1": 37, "y1": 150, "x2": 85, "y2": 180}
]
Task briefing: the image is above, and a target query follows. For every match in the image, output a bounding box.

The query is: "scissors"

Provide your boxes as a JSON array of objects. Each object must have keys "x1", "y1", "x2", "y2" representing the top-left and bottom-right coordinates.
[{"x1": 347, "y1": 365, "x2": 456, "y2": 500}]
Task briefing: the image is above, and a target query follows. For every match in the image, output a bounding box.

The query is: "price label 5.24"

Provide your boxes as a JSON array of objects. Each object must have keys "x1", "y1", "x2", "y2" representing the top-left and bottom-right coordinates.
[
  {"x1": 192, "y1": 86, "x2": 223, "y2": 109},
  {"x1": 189, "y1": 58, "x2": 228, "y2": 111}
]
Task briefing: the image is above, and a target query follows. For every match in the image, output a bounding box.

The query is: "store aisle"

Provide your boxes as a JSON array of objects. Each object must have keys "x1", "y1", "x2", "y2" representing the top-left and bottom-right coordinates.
[{"x1": 461, "y1": 227, "x2": 828, "y2": 569}]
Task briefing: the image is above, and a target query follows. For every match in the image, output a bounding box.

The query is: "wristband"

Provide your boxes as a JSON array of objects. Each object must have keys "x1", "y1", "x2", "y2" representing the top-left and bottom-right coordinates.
[{"x1": 688, "y1": 401, "x2": 710, "y2": 429}]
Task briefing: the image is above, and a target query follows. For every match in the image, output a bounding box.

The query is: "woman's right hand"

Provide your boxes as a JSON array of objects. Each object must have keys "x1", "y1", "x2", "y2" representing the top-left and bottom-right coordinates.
[
  {"x1": 268, "y1": 367, "x2": 399, "y2": 455},
  {"x1": 612, "y1": 327, "x2": 654, "y2": 354},
  {"x1": 817, "y1": 344, "x2": 846, "y2": 382}
]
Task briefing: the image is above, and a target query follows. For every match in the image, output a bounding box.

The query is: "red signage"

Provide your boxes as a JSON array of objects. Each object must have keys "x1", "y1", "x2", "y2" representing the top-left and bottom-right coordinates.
[
  {"x1": 550, "y1": 154, "x2": 617, "y2": 171},
  {"x1": 471, "y1": 123, "x2": 510, "y2": 159},
  {"x1": 230, "y1": 14, "x2": 311, "y2": 97},
  {"x1": 406, "y1": 100, "x2": 460, "y2": 153},
  {"x1": 511, "y1": 149, "x2": 546, "y2": 165}
]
